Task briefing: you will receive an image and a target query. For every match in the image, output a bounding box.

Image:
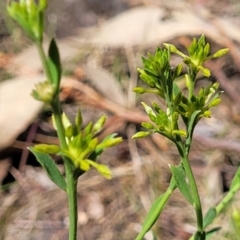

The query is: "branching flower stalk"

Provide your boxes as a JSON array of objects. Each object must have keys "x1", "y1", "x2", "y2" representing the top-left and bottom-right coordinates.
[
  {"x1": 132, "y1": 36, "x2": 240, "y2": 240},
  {"x1": 7, "y1": 1, "x2": 122, "y2": 240}
]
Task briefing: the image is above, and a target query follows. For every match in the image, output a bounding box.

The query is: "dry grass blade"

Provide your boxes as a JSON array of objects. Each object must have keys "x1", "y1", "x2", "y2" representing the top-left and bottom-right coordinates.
[
  {"x1": 83, "y1": 65, "x2": 126, "y2": 106},
  {"x1": 61, "y1": 77, "x2": 149, "y2": 124}
]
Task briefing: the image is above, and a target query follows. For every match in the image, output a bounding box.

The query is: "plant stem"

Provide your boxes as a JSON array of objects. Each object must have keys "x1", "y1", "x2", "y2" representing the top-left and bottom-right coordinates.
[
  {"x1": 176, "y1": 140, "x2": 203, "y2": 235},
  {"x1": 65, "y1": 162, "x2": 78, "y2": 240},
  {"x1": 215, "y1": 182, "x2": 240, "y2": 215},
  {"x1": 51, "y1": 100, "x2": 68, "y2": 149},
  {"x1": 36, "y1": 42, "x2": 52, "y2": 82},
  {"x1": 36, "y1": 40, "x2": 78, "y2": 240},
  {"x1": 51, "y1": 100, "x2": 78, "y2": 240},
  {"x1": 182, "y1": 151, "x2": 204, "y2": 234},
  {"x1": 184, "y1": 68, "x2": 204, "y2": 236}
]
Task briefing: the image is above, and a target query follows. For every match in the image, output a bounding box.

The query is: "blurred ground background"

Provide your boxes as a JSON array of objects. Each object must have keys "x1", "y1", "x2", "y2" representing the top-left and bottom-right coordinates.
[{"x1": 1, "y1": 0, "x2": 240, "y2": 239}]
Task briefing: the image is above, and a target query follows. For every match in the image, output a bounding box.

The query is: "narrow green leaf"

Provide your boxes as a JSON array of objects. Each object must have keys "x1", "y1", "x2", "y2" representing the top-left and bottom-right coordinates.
[
  {"x1": 47, "y1": 58, "x2": 59, "y2": 86},
  {"x1": 144, "y1": 68, "x2": 159, "y2": 78},
  {"x1": 29, "y1": 147, "x2": 67, "y2": 191},
  {"x1": 49, "y1": 38, "x2": 61, "y2": 73},
  {"x1": 205, "y1": 227, "x2": 221, "y2": 239},
  {"x1": 174, "y1": 64, "x2": 183, "y2": 78},
  {"x1": 230, "y1": 166, "x2": 240, "y2": 190},
  {"x1": 170, "y1": 165, "x2": 194, "y2": 204},
  {"x1": 92, "y1": 115, "x2": 106, "y2": 135},
  {"x1": 48, "y1": 38, "x2": 61, "y2": 86},
  {"x1": 75, "y1": 109, "x2": 83, "y2": 132},
  {"x1": 135, "y1": 177, "x2": 176, "y2": 240},
  {"x1": 84, "y1": 122, "x2": 93, "y2": 135},
  {"x1": 203, "y1": 207, "x2": 217, "y2": 228},
  {"x1": 204, "y1": 43, "x2": 210, "y2": 57},
  {"x1": 174, "y1": 91, "x2": 182, "y2": 106}
]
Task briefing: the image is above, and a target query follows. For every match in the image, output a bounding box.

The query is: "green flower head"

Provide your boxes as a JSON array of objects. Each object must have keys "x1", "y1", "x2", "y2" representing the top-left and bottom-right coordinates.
[
  {"x1": 7, "y1": 0, "x2": 48, "y2": 42},
  {"x1": 52, "y1": 112, "x2": 123, "y2": 179},
  {"x1": 164, "y1": 35, "x2": 228, "y2": 77}
]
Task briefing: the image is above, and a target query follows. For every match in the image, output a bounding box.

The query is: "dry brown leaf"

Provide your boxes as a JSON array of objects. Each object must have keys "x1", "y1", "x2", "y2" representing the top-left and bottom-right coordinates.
[{"x1": 0, "y1": 76, "x2": 43, "y2": 150}]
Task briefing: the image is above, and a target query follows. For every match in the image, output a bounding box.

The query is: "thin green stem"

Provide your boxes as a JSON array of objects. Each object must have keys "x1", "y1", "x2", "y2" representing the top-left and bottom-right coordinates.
[
  {"x1": 51, "y1": 100, "x2": 78, "y2": 240},
  {"x1": 176, "y1": 141, "x2": 203, "y2": 235},
  {"x1": 36, "y1": 41, "x2": 52, "y2": 82},
  {"x1": 65, "y1": 162, "x2": 78, "y2": 240},
  {"x1": 184, "y1": 68, "x2": 204, "y2": 235},
  {"x1": 51, "y1": 100, "x2": 68, "y2": 149},
  {"x1": 215, "y1": 183, "x2": 240, "y2": 215},
  {"x1": 182, "y1": 150, "x2": 203, "y2": 234},
  {"x1": 188, "y1": 183, "x2": 240, "y2": 240}
]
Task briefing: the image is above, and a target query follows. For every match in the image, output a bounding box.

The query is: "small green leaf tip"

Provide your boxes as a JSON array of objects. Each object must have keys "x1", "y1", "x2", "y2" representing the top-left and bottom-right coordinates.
[
  {"x1": 92, "y1": 115, "x2": 106, "y2": 135},
  {"x1": 75, "y1": 110, "x2": 83, "y2": 131}
]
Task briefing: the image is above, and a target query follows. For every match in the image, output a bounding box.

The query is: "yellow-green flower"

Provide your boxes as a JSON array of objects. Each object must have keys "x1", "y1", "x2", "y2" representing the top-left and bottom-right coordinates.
[{"x1": 51, "y1": 112, "x2": 122, "y2": 178}]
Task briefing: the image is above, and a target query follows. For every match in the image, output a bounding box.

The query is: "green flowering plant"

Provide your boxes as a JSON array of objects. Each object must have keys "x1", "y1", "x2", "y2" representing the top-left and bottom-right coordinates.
[
  {"x1": 7, "y1": 1, "x2": 122, "y2": 240},
  {"x1": 133, "y1": 36, "x2": 240, "y2": 240}
]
